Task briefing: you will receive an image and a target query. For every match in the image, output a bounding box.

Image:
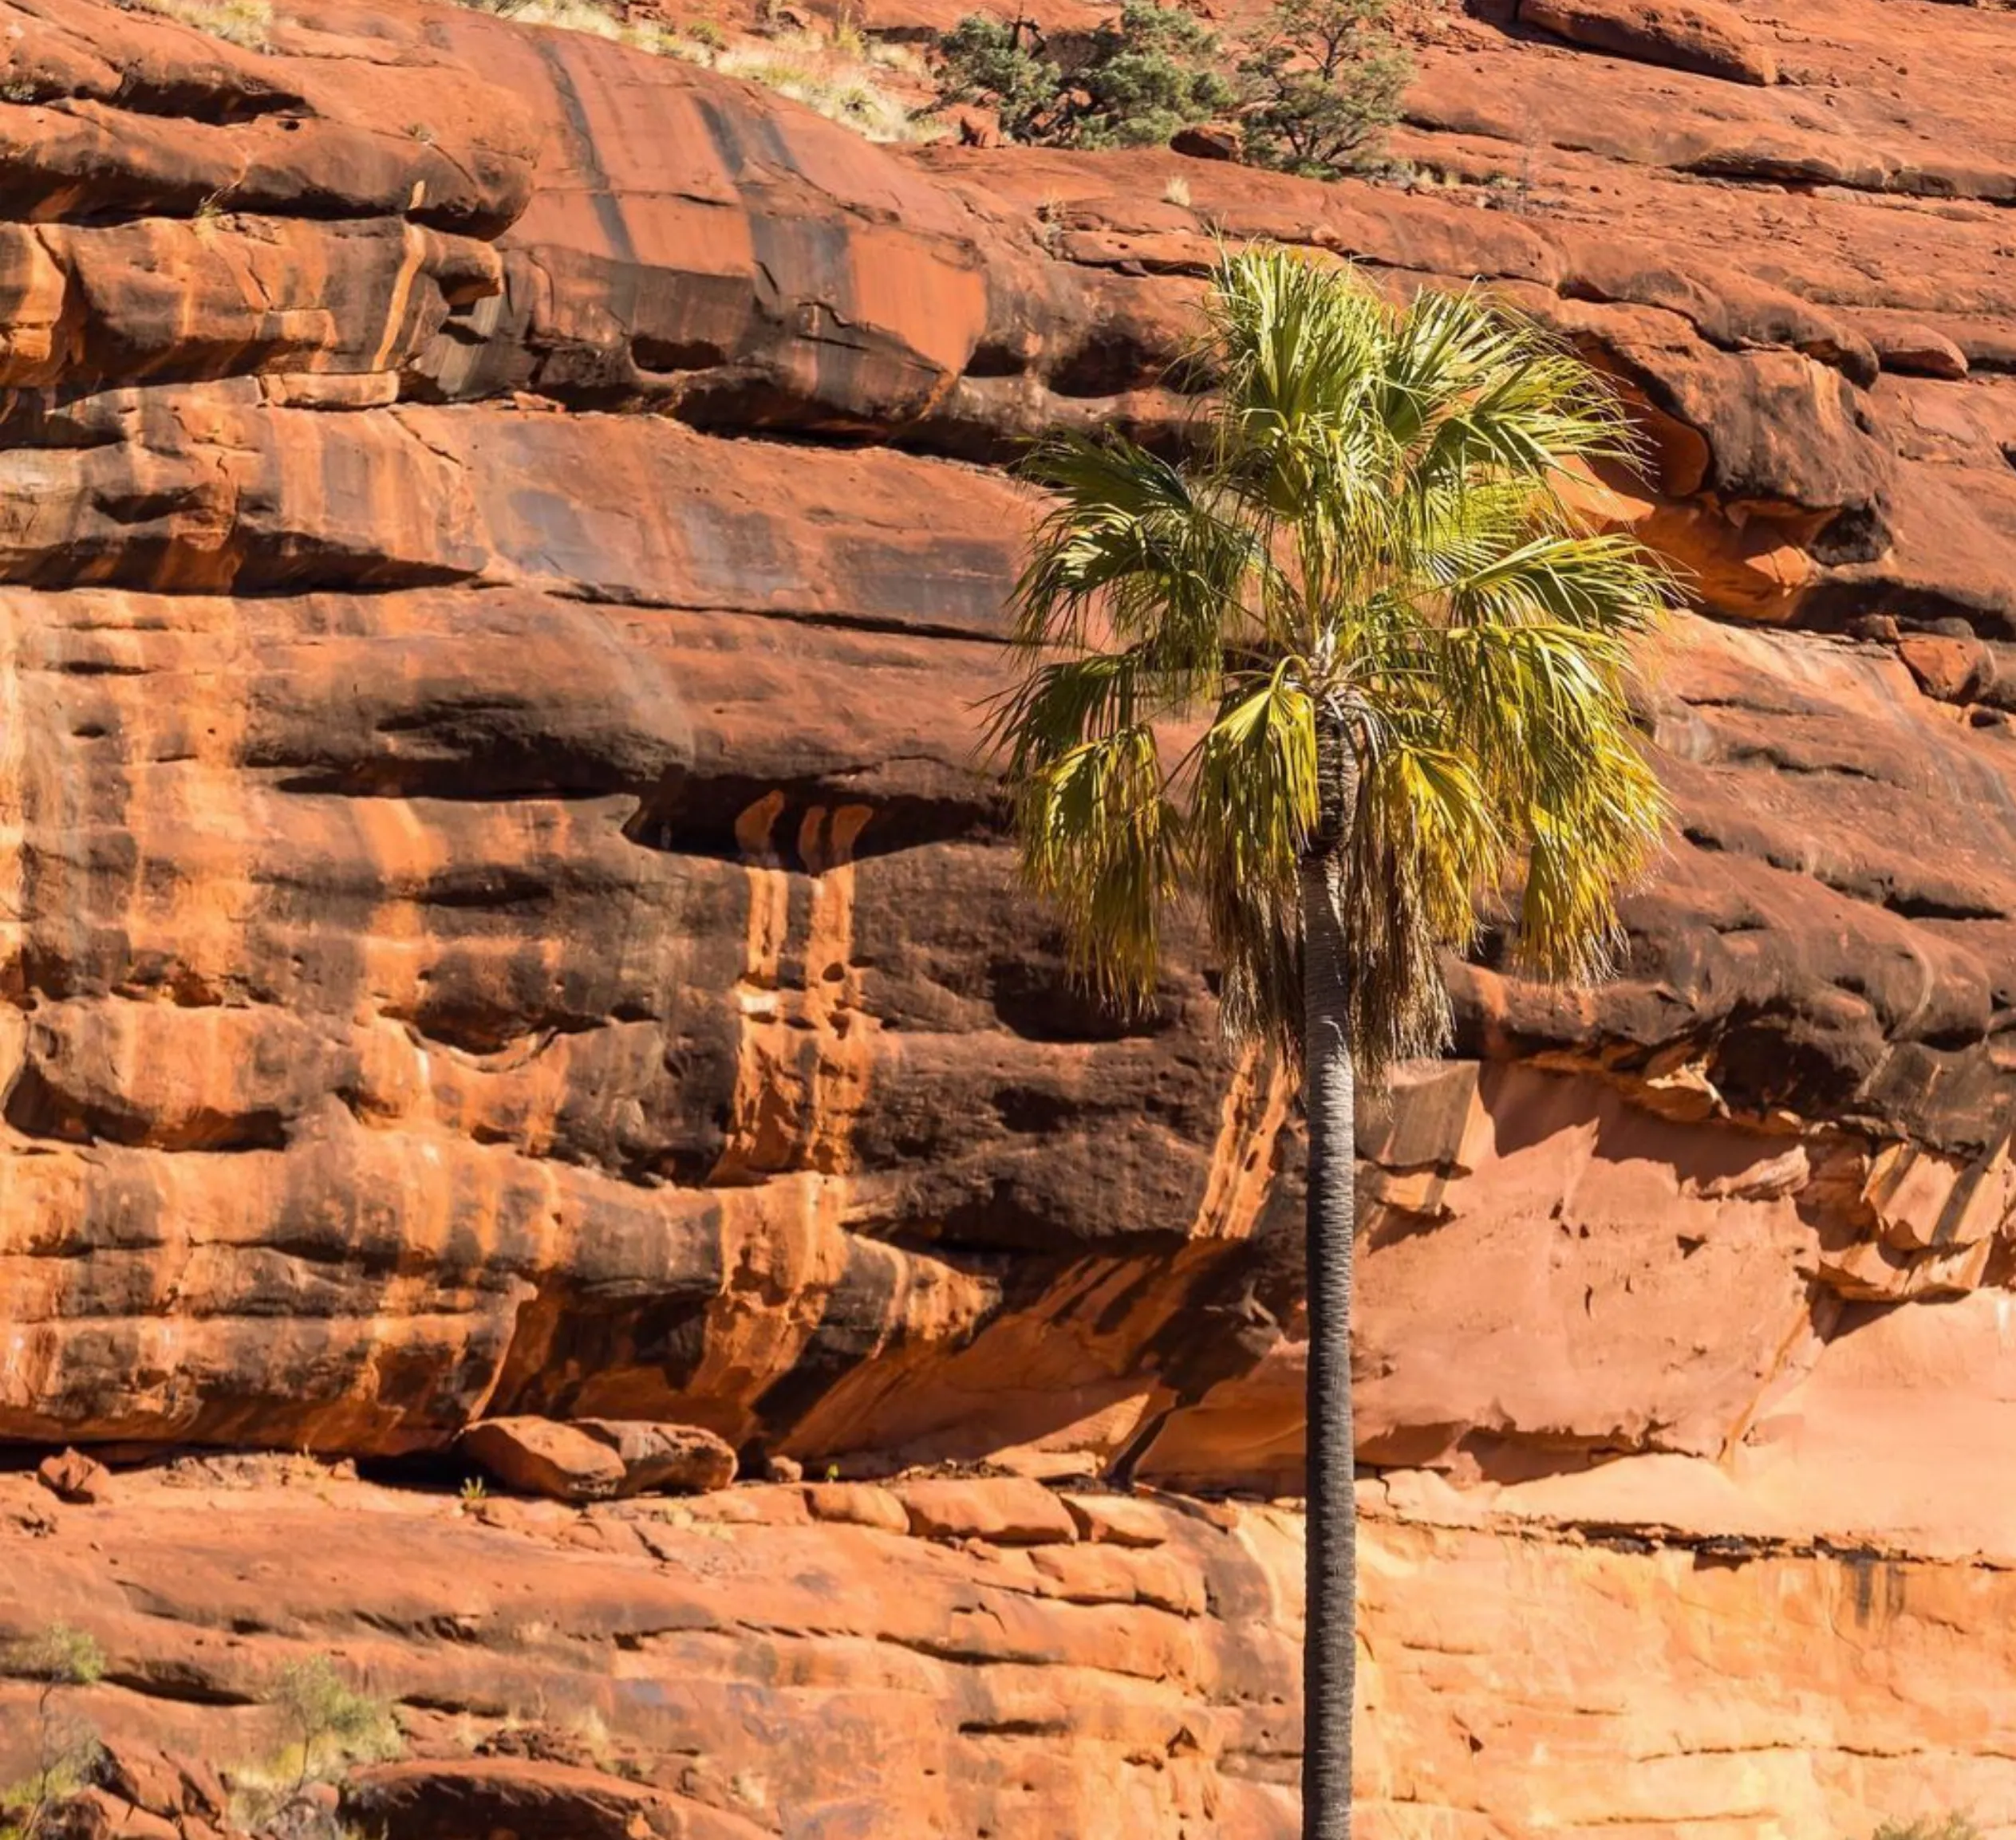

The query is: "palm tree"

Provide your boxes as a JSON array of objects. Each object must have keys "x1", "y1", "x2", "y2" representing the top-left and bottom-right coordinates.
[{"x1": 990, "y1": 247, "x2": 1674, "y2": 1840}]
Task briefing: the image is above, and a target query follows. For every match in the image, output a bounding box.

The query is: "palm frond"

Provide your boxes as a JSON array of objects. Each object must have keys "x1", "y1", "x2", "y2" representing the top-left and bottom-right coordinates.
[
  {"x1": 1450, "y1": 531, "x2": 1678, "y2": 633},
  {"x1": 1190, "y1": 667, "x2": 1320, "y2": 877},
  {"x1": 1390, "y1": 286, "x2": 1643, "y2": 492},
  {"x1": 1344, "y1": 718, "x2": 1505, "y2": 1075},
  {"x1": 1189, "y1": 664, "x2": 1320, "y2": 1050},
  {"x1": 1016, "y1": 434, "x2": 1260, "y2": 695},
  {"x1": 1511, "y1": 729, "x2": 1668, "y2": 982},
  {"x1": 1012, "y1": 720, "x2": 1178, "y2": 1011}
]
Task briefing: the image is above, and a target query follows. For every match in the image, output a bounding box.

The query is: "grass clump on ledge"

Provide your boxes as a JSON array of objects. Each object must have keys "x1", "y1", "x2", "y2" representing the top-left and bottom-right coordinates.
[
  {"x1": 454, "y1": 0, "x2": 934, "y2": 143},
  {"x1": 713, "y1": 30, "x2": 937, "y2": 143},
  {"x1": 228, "y1": 1655, "x2": 404, "y2": 1830},
  {"x1": 117, "y1": 0, "x2": 274, "y2": 49}
]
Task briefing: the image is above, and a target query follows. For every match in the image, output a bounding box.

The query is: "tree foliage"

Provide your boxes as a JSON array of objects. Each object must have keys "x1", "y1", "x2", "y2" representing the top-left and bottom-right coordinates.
[
  {"x1": 935, "y1": 12, "x2": 1059, "y2": 140},
  {"x1": 1239, "y1": 0, "x2": 1409, "y2": 175},
  {"x1": 990, "y1": 246, "x2": 1675, "y2": 1074},
  {"x1": 937, "y1": 5, "x2": 1232, "y2": 148},
  {"x1": 937, "y1": 0, "x2": 1407, "y2": 172}
]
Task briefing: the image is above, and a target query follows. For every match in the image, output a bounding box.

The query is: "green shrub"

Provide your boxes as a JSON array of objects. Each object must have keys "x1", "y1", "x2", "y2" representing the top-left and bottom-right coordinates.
[
  {"x1": 1, "y1": 1626, "x2": 107, "y2": 1840},
  {"x1": 1872, "y1": 1820, "x2": 1982, "y2": 1840},
  {"x1": 936, "y1": 4, "x2": 1233, "y2": 149},
  {"x1": 1237, "y1": 0, "x2": 1408, "y2": 176},
  {"x1": 1071, "y1": 4, "x2": 1232, "y2": 148},
  {"x1": 271, "y1": 1656, "x2": 402, "y2": 1791},
  {"x1": 936, "y1": 14, "x2": 1059, "y2": 140}
]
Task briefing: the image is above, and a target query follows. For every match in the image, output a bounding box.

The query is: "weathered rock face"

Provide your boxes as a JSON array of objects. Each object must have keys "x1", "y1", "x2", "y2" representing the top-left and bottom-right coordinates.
[
  {"x1": 2, "y1": 0, "x2": 2016, "y2": 1830},
  {"x1": 0, "y1": 1467, "x2": 1303, "y2": 1839},
  {"x1": 6, "y1": 1463, "x2": 2016, "y2": 1839}
]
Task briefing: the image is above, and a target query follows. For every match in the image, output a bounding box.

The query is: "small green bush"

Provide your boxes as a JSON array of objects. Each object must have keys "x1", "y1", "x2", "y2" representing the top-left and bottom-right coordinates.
[
  {"x1": 936, "y1": 13, "x2": 1059, "y2": 141},
  {"x1": 1237, "y1": 0, "x2": 1408, "y2": 176},
  {"x1": 271, "y1": 1656, "x2": 402, "y2": 1791},
  {"x1": 1872, "y1": 1820, "x2": 1982, "y2": 1840},
  {"x1": 7, "y1": 1628, "x2": 105, "y2": 1692},
  {"x1": 936, "y1": 4, "x2": 1233, "y2": 150},
  {"x1": 1070, "y1": 4, "x2": 1232, "y2": 148}
]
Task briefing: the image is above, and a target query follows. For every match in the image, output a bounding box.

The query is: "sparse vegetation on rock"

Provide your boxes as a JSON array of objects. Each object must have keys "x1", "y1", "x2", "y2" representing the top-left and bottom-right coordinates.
[
  {"x1": 120, "y1": 0, "x2": 272, "y2": 48},
  {"x1": 441, "y1": 0, "x2": 933, "y2": 140},
  {"x1": 0, "y1": 1626, "x2": 106, "y2": 1840},
  {"x1": 714, "y1": 30, "x2": 934, "y2": 142},
  {"x1": 937, "y1": 0, "x2": 1406, "y2": 171},
  {"x1": 935, "y1": 5, "x2": 1233, "y2": 149},
  {"x1": 263, "y1": 1658, "x2": 401, "y2": 1799}
]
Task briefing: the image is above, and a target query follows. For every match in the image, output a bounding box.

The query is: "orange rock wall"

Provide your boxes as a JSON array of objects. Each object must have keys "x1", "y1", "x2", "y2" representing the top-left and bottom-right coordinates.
[
  {"x1": 6, "y1": 1466, "x2": 2014, "y2": 1838},
  {"x1": 1, "y1": 0, "x2": 2015, "y2": 1830}
]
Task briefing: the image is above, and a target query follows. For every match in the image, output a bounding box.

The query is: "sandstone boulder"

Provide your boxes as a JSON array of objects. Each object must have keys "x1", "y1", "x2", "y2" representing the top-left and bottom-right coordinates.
[
  {"x1": 898, "y1": 1476, "x2": 1080, "y2": 1545},
  {"x1": 460, "y1": 1419, "x2": 736, "y2": 1503},
  {"x1": 804, "y1": 1482, "x2": 913, "y2": 1533},
  {"x1": 37, "y1": 1449, "x2": 108, "y2": 1505},
  {"x1": 1062, "y1": 1492, "x2": 1170, "y2": 1548},
  {"x1": 52, "y1": 1791, "x2": 180, "y2": 1840},
  {"x1": 1856, "y1": 311, "x2": 1971, "y2": 379},
  {"x1": 96, "y1": 1739, "x2": 227, "y2": 1830},
  {"x1": 1517, "y1": 0, "x2": 1777, "y2": 85},
  {"x1": 461, "y1": 1420, "x2": 624, "y2": 1502},
  {"x1": 578, "y1": 1420, "x2": 740, "y2": 1496},
  {"x1": 1897, "y1": 633, "x2": 1993, "y2": 705}
]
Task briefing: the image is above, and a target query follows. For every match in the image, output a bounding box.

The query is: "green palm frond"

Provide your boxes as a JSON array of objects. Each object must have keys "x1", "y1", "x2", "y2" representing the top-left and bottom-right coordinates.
[
  {"x1": 1390, "y1": 285, "x2": 1641, "y2": 490},
  {"x1": 992, "y1": 243, "x2": 1675, "y2": 1074},
  {"x1": 1511, "y1": 727, "x2": 1667, "y2": 982},
  {"x1": 1343, "y1": 713, "x2": 1507, "y2": 1068},
  {"x1": 1189, "y1": 664, "x2": 1320, "y2": 1048},
  {"x1": 1450, "y1": 530, "x2": 1676, "y2": 632},
  {"x1": 1016, "y1": 434, "x2": 1261, "y2": 694},
  {"x1": 1013, "y1": 719, "x2": 1177, "y2": 1011}
]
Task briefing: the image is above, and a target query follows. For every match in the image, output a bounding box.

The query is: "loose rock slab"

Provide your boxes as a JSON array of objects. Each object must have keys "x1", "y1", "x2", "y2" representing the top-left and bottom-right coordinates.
[
  {"x1": 460, "y1": 1417, "x2": 736, "y2": 1503},
  {"x1": 897, "y1": 1475, "x2": 1080, "y2": 1545},
  {"x1": 37, "y1": 1448, "x2": 109, "y2": 1504},
  {"x1": 1519, "y1": 0, "x2": 1777, "y2": 84}
]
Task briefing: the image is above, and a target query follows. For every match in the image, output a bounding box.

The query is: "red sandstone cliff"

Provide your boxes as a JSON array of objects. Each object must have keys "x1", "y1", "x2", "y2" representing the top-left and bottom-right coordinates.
[{"x1": 1, "y1": 0, "x2": 2014, "y2": 1831}]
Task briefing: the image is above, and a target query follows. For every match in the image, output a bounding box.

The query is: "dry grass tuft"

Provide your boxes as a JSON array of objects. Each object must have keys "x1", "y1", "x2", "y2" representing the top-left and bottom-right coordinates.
[{"x1": 124, "y1": 0, "x2": 273, "y2": 48}]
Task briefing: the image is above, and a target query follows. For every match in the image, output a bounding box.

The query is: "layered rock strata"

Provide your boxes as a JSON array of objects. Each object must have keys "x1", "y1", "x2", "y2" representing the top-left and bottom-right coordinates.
[{"x1": 0, "y1": 0, "x2": 2013, "y2": 1830}]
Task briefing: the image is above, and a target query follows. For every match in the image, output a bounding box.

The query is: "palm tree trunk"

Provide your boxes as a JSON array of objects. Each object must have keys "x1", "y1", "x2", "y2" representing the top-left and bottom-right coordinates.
[{"x1": 1300, "y1": 703, "x2": 1358, "y2": 1840}]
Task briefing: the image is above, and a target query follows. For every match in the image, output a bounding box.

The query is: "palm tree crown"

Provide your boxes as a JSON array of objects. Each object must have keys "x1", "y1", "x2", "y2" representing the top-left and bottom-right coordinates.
[{"x1": 992, "y1": 246, "x2": 1675, "y2": 1073}]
